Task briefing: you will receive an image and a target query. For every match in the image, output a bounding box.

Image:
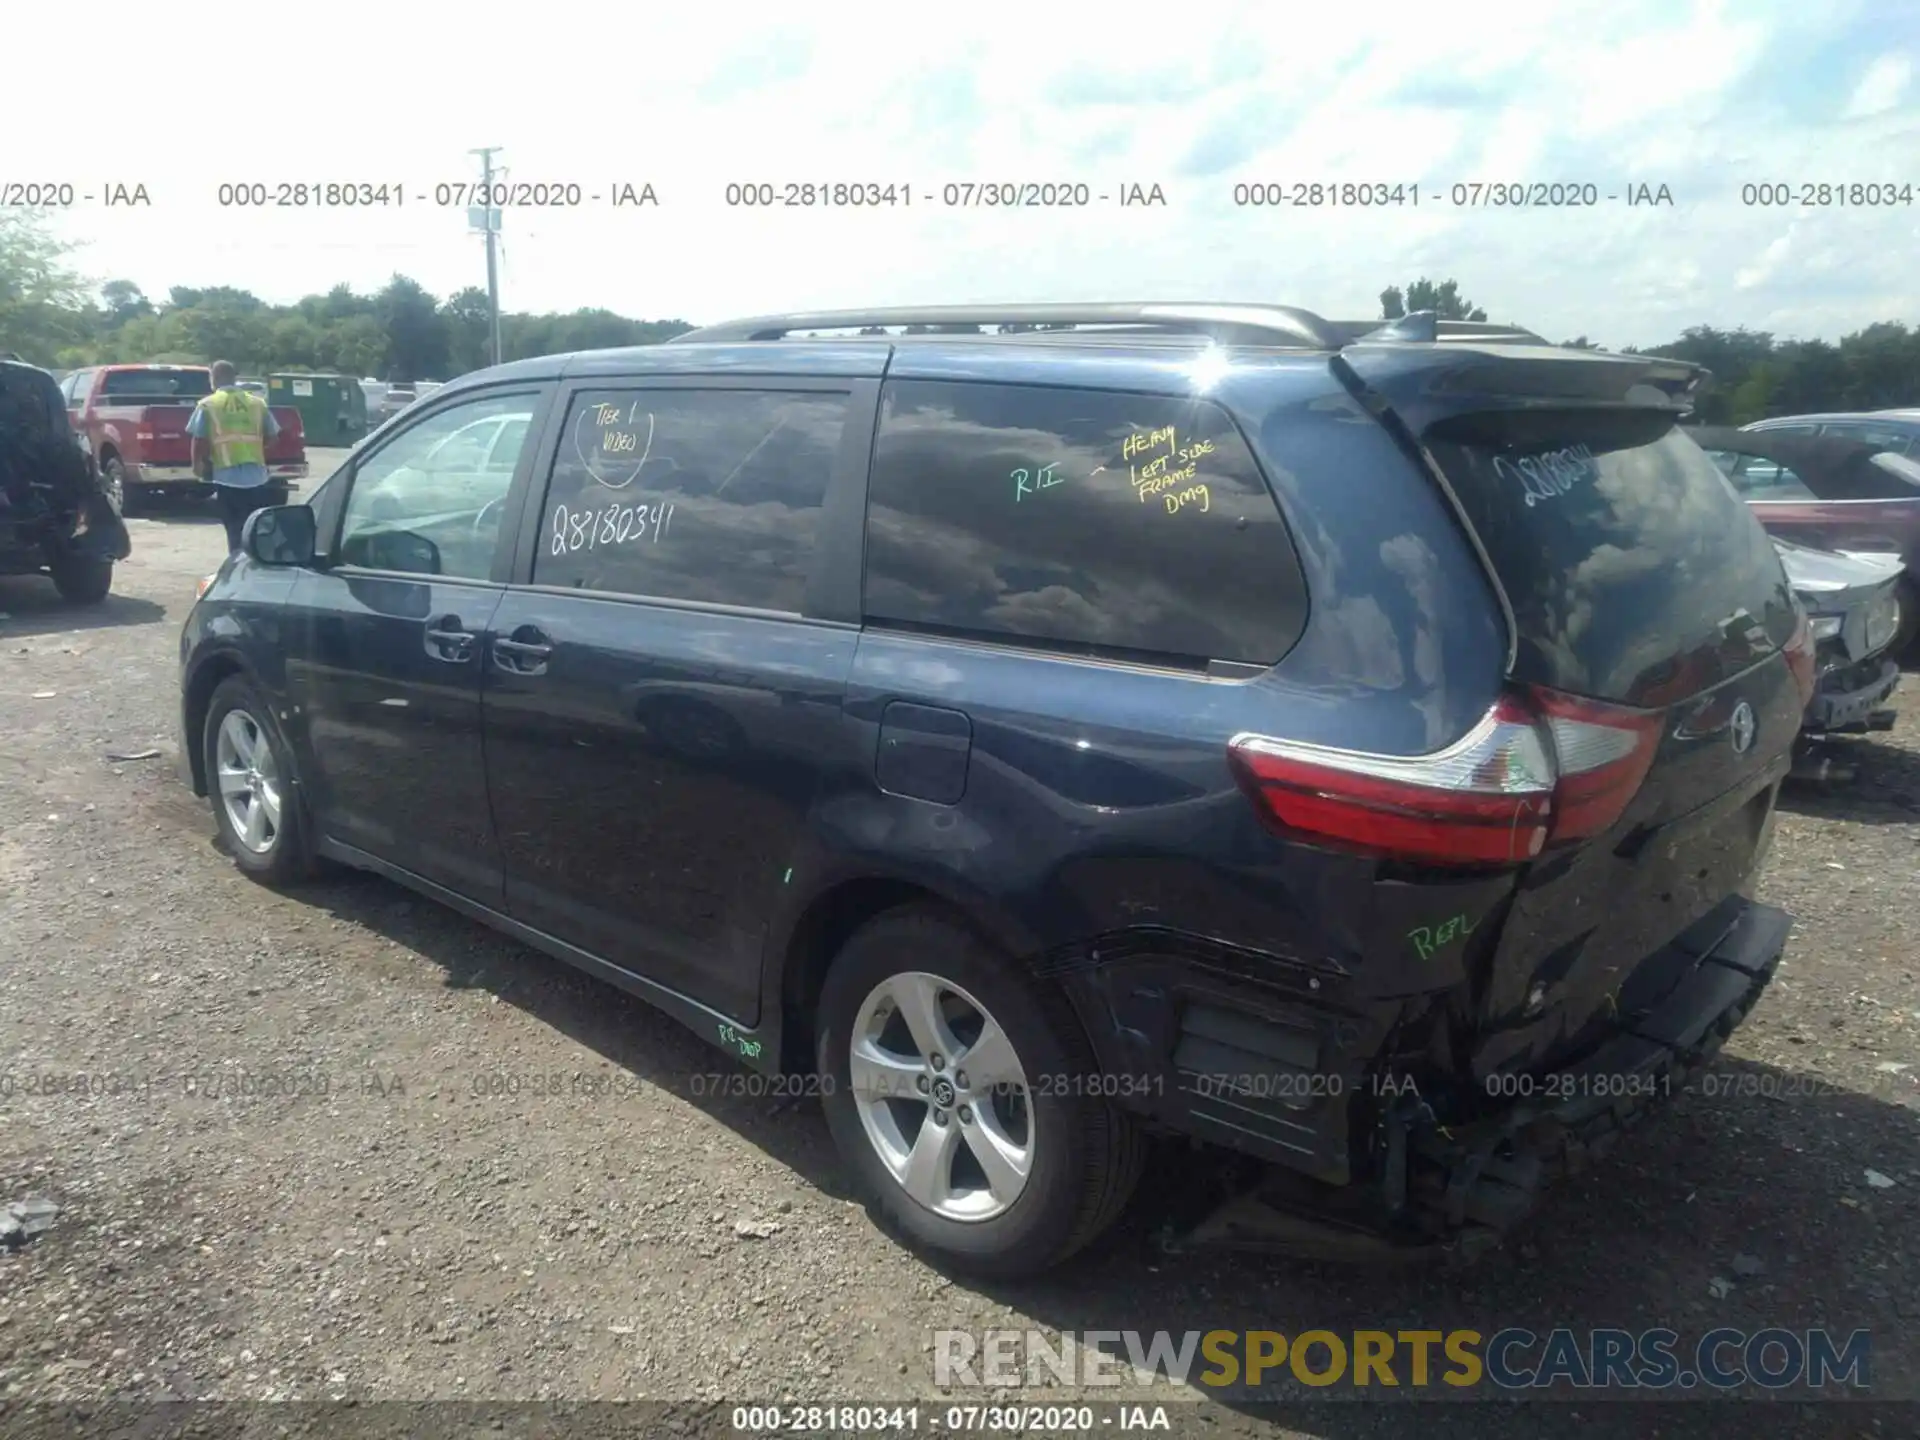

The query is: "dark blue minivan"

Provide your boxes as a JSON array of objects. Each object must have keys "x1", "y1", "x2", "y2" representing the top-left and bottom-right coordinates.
[{"x1": 179, "y1": 305, "x2": 1816, "y2": 1275}]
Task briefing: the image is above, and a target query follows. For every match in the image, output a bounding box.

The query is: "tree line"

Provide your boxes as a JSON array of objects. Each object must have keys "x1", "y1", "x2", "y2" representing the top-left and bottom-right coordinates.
[{"x1": 2, "y1": 212, "x2": 1912, "y2": 423}]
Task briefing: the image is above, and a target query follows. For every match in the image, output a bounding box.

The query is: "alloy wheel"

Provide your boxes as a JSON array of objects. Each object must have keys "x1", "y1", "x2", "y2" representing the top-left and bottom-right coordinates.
[
  {"x1": 848, "y1": 972, "x2": 1034, "y2": 1222},
  {"x1": 215, "y1": 709, "x2": 283, "y2": 854}
]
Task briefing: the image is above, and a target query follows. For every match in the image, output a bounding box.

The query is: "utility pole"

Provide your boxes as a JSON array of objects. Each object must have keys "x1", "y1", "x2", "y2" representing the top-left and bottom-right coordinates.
[{"x1": 470, "y1": 147, "x2": 503, "y2": 367}]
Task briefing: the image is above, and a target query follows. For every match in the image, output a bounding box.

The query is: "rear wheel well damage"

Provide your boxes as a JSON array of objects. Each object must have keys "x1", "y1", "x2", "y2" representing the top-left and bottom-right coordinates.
[
  {"x1": 183, "y1": 655, "x2": 246, "y2": 795},
  {"x1": 776, "y1": 878, "x2": 1021, "y2": 1076}
]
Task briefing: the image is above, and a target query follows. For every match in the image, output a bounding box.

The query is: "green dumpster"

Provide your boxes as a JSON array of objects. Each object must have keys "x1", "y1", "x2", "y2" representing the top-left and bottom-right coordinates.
[{"x1": 268, "y1": 372, "x2": 368, "y2": 448}]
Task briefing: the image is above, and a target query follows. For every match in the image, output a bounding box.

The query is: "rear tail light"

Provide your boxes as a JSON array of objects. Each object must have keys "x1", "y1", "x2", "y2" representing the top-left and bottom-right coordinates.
[
  {"x1": 1529, "y1": 688, "x2": 1663, "y2": 842},
  {"x1": 1228, "y1": 686, "x2": 1663, "y2": 868},
  {"x1": 1782, "y1": 609, "x2": 1817, "y2": 708}
]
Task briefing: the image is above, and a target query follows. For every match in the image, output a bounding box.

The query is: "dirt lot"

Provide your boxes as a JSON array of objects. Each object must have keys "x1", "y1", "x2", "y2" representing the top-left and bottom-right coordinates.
[{"x1": 1, "y1": 468, "x2": 1916, "y2": 1436}]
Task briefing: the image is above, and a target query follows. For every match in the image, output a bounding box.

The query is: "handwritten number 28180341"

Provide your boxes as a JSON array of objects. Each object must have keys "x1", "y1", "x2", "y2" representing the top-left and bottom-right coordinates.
[{"x1": 550, "y1": 499, "x2": 675, "y2": 556}]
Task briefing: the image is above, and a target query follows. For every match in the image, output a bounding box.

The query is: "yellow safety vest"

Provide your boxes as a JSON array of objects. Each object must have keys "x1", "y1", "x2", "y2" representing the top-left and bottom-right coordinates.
[{"x1": 198, "y1": 388, "x2": 268, "y2": 469}]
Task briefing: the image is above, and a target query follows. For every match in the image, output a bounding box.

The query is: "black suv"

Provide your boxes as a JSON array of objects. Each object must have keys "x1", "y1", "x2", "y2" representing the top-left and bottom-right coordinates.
[
  {"x1": 0, "y1": 356, "x2": 129, "y2": 603},
  {"x1": 180, "y1": 304, "x2": 1813, "y2": 1276}
]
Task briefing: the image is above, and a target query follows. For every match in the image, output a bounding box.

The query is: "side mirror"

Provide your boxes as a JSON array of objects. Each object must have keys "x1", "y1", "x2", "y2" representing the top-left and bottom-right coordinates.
[{"x1": 243, "y1": 504, "x2": 317, "y2": 566}]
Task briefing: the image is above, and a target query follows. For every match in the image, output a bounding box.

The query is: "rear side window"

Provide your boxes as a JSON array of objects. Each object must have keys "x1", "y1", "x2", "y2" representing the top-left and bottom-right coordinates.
[
  {"x1": 1706, "y1": 450, "x2": 1816, "y2": 502},
  {"x1": 1825, "y1": 421, "x2": 1919, "y2": 455},
  {"x1": 532, "y1": 388, "x2": 847, "y2": 612},
  {"x1": 1424, "y1": 412, "x2": 1790, "y2": 701},
  {"x1": 863, "y1": 380, "x2": 1304, "y2": 666}
]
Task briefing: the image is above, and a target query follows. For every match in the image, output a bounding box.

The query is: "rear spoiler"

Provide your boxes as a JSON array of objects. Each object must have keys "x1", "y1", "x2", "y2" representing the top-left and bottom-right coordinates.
[
  {"x1": 1326, "y1": 314, "x2": 1553, "y2": 346},
  {"x1": 1332, "y1": 312, "x2": 1710, "y2": 412},
  {"x1": 1337, "y1": 344, "x2": 1710, "y2": 420}
]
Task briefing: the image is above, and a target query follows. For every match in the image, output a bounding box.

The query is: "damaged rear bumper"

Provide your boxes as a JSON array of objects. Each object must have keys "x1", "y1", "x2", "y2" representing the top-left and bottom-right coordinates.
[
  {"x1": 1804, "y1": 657, "x2": 1900, "y2": 734},
  {"x1": 1170, "y1": 899, "x2": 1791, "y2": 1259},
  {"x1": 0, "y1": 488, "x2": 130, "y2": 568},
  {"x1": 1395, "y1": 900, "x2": 1788, "y2": 1244}
]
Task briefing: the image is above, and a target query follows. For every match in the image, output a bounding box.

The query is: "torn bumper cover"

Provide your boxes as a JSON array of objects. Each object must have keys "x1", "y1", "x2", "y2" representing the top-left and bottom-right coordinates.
[
  {"x1": 62, "y1": 487, "x2": 132, "y2": 562},
  {"x1": 1393, "y1": 899, "x2": 1790, "y2": 1246},
  {"x1": 0, "y1": 482, "x2": 130, "y2": 570},
  {"x1": 1804, "y1": 656, "x2": 1900, "y2": 734}
]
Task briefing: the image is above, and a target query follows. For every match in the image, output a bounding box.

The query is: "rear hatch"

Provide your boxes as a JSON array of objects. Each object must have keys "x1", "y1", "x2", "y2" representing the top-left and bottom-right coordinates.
[
  {"x1": 266, "y1": 406, "x2": 307, "y2": 461},
  {"x1": 97, "y1": 368, "x2": 211, "y2": 464},
  {"x1": 1338, "y1": 344, "x2": 1809, "y2": 1080}
]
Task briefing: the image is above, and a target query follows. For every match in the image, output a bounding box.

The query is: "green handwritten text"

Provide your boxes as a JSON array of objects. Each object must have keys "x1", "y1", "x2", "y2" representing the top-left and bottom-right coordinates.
[
  {"x1": 1013, "y1": 463, "x2": 1067, "y2": 502},
  {"x1": 1407, "y1": 912, "x2": 1479, "y2": 960},
  {"x1": 716, "y1": 1022, "x2": 764, "y2": 1061}
]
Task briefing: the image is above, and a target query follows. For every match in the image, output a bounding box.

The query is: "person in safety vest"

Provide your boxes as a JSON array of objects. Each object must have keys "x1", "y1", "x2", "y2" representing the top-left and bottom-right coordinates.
[{"x1": 188, "y1": 359, "x2": 285, "y2": 552}]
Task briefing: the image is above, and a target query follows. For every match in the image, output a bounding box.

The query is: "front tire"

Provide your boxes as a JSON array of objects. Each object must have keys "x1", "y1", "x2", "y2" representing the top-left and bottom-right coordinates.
[
  {"x1": 817, "y1": 906, "x2": 1144, "y2": 1278},
  {"x1": 49, "y1": 554, "x2": 112, "y2": 604},
  {"x1": 202, "y1": 675, "x2": 316, "y2": 885}
]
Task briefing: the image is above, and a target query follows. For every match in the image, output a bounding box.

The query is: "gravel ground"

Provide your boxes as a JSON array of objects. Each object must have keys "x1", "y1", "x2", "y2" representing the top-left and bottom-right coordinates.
[{"x1": 1, "y1": 471, "x2": 1915, "y2": 1436}]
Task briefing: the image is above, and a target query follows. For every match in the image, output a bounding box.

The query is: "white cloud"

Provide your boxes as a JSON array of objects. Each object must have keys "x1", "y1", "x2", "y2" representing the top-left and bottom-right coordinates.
[
  {"x1": 1844, "y1": 54, "x2": 1913, "y2": 118},
  {"x1": 2, "y1": 0, "x2": 1908, "y2": 349},
  {"x1": 1736, "y1": 230, "x2": 1795, "y2": 290}
]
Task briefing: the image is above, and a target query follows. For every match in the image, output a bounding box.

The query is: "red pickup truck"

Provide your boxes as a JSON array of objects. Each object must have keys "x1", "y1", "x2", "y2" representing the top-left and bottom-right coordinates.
[{"x1": 64, "y1": 363, "x2": 307, "y2": 513}]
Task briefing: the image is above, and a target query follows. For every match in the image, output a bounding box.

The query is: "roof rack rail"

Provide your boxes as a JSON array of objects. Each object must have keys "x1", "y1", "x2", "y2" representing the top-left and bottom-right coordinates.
[{"x1": 666, "y1": 303, "x2": 1345, "y2": 349}]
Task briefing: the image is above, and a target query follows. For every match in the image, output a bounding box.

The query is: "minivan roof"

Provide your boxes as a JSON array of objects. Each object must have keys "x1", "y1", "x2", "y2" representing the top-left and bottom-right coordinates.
[
  {"x1": 432, "y1": 304, "x2": 1706, "y2": 408},
  {"x1": 666, "y1": 303, "x2": 1558, "y2": 352}
]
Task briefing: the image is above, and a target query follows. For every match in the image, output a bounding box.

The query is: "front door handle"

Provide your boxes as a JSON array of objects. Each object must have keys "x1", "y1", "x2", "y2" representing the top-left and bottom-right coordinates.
[
  {"x1": 492, "y1": 627, "x2": 553, "y2": 676},
  {"x1": 424, "y1": 615, "x2": 475, "y2": 663}
]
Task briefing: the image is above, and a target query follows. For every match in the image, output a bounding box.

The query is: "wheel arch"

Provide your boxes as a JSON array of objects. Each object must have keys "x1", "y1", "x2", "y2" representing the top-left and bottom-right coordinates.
[
  {"x1": 774, "y1": 870, "x2": 1041, "y2": 1076},
  {"x1": 182, "y1": 651, "x2": 251, "y2": 796}
]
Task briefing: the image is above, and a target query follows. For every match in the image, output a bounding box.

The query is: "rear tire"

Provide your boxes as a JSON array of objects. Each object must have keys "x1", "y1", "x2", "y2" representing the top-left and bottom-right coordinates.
[
  {"x1": 49, "y1": 554, "x2": 112, "y2": 604},
  {"x1": 202, "y1": 675, "x2": 317, "y2": 886},
  {"x1": 816, "y1": 905, "x2": 1144, "y2": 1278},
  {"x1": 99, "y1": 455, "x2": 132, "y2": 515}
]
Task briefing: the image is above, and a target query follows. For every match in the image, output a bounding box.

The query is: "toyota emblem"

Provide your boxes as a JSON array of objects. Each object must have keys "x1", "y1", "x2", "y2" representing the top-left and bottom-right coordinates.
[{"x1": 1729, "y1": 700, "x2": 1757, "y2": 755}]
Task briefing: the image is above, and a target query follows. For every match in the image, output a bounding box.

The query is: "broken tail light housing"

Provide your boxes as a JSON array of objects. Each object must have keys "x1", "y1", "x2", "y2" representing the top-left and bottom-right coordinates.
[{"x1": 1228, "y1": 686, "x2": 1664, "y2": 867}]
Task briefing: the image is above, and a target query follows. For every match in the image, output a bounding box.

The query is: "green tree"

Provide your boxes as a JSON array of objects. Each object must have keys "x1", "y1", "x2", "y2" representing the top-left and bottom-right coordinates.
[
  {"x1": 0, "y1": 211, "x2": 92, "y2": 364},
  {"x1": 374, "y1": 275, "x2": 449, "y2": 381},
  {"x1": 1380, "y1": 278, "x2": 1488, "y2": 322},
  {"x1": 100, "y1": 280, "x2": 153, "y2": 325},
  {"x1": 444, "y1": 286, "x2": 493, "y2": 375}
]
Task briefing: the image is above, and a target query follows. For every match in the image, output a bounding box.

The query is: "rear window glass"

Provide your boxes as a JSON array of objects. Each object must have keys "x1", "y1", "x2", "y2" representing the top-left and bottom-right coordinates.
[
  {"x1": 100, "y1": 368, "x2": 212, "y2": 399},
  {"x1": 1424, "y1": 412, "x2": 1791, "y2": 700},
  {"x1": 863, "y1": 380, "x2": 1305, "y2": 666}
]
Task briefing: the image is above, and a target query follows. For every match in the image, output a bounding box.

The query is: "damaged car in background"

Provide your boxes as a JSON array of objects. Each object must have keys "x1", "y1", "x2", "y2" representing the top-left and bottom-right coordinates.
[
  {"x1": 1693, "y1": 423, "x2": 1920, "y2": 656},
  {"x1": 0, "y1": 355, "x2": 130, "y2": 603},
  {"x1": 1770, "y1": 539, "x2": 1902, "y2": 764}
]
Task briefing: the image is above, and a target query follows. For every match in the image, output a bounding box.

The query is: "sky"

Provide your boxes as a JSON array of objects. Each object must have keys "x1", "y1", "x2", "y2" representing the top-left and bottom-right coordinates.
[{"x1": 8, "y1": 0, "x2": 1917, "y2": 347}]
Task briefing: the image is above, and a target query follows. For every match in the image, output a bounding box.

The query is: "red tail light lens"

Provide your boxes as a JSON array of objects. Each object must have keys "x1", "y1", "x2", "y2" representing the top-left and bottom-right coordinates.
[
  {"x1": 1782, "y1": 609, "x2": 1817, "y2": 708},
  {"x1": 1527, "y1": 687, "x2": 1663, "y2": 842},
  {"x1": 1229, "y1": 687, "x2": 1663, "y2": 867}
]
